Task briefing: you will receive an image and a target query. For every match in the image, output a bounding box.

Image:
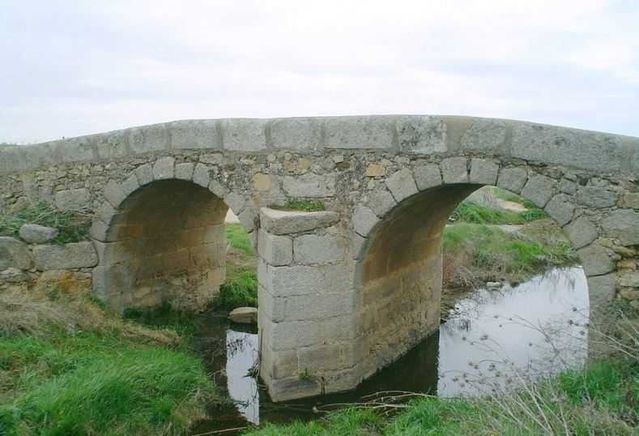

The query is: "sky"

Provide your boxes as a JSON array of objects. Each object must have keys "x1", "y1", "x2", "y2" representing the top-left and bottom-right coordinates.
[{"x1": 1, "y1": 0, "x2": 638, "y2": 143}]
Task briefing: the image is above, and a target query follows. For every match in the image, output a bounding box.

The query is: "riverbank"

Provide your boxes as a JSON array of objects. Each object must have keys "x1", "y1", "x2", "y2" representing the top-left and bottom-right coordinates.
[{"x1": 0, "y1": 285, "x2": 218, "y2": 435}]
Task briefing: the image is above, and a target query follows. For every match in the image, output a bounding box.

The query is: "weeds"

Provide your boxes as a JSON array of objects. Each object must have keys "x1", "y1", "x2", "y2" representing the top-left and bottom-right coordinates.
[
  {"x1": 274, "y1": 200, "x2": 325, "y2": 212},
  {"x1": 0, "y1": 201, "x2": 90, "y2": 244}
]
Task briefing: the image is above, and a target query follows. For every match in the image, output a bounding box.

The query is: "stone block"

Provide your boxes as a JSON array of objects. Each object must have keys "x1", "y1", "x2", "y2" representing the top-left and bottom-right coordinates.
[
  {"x1": 152, "y1": 156, "x2": 175, "y2": 180},
  {"x1": 134, "y1": 163, "x2": 154, "y2": 186},
  {"x1": 168, "y1": 120, "x2": 220, "y2": 150},
  {"x1": 282, "y1": 173, "x2": 336, "y2": 197},
  {"x1": 366, "y1": 188, "x2": 396, "y2": 218},
  {"x1": 618, "y1": 271, "x2": 639, "y2": 288},
  {"x1": 385, "y1": 168, "x2": 418, "y2": 202},
  {"x1": 520, "y1": 174, "x2": 555, "y2": 207},
  {"x1": 266, "y1": 263, "x2": 352, "y2": 297},
  {"x1": 258, "y1": 229, "x2": 292, "y2": 266},
  {"x1": 19, "y1": 224, "x2": 58, "y2": 244},
  {"x1": 365, "y1": 163, "x2": 386, "y2": 177},
  {"x1": 576, "y1": 186, "x2": 617, "y2": 208},
  {"x1": 397, "y1": 115, "x2": 446, "y2": 153},
  {"x1": 238, "y1": 207, "x2": 258, "y2": 233},
  {"x1": 283, "y1": 292, "x2": 353, "y2": 321},
  {"x1": 440, "y1": 157, "x2": 468, "y2": 184},
  {"x1": 260, "y1": 208, "x2": 340, "y2": 235},
  {"x1": 175, "y1": 162, "x2": 195, "y2": 180},
  {"x1": 270, "y1": 118, "x2": 322, "y2": 150},
  {"x1": 497, "y1": 166, "x2": 528, "y2": 194},
  {"x1": 192, "y1": 163, "x2": 210, "y2": 188},
  {"x1": 352, "y1": 232, "x2": 367, "y2": 260},
  {"x1": 225, "y1": 192, "x2": 246, "y2": 214},
  {"x1": 0, "y1": 237, "x2": 32, "y2": 270},
  {"x1": 412, "y1": 163, "x2": 442, "y2": 190},
  {"x1": 89, "y1": 220, "x2": 110, "y2": 242},
  {"x1": 221, "y1": 118, "x2": 267, "y2": 151},
  {"x1": 621, "y1": 192, "x2": 639, "y2": 209},
  {"x1": 297, "y1": 343, "x2": 352, "y2": 372},
  {"x1": 352, "y1": 205, "x2": 379, "y2": 237},
  {"x1": 587, "y1": 274, "x2": 616, "y2": 307},
  {"x1": 92, "y1": 263, "x2": 134, "y2": 303},
  {"x1": 208, "y1": 179, "x2": 227, "y2": 199},
  {"x1": 577, "y1": 243, "x2": 615, "y2": 277},
  {"x1": 293, "y1": 233, "x2": 344, "y2": 264},
  {"x1": 103, "y1": 180, "x2": 126, "y2": 208},
  {"x1": 54, "y1": 188, "x2": 90, "y2": 211},
  {"x1": 128, "y1": 124, "x2": 169, "y2": 154},
  {"x1": 228, "y1": 307, "x2": 258, "y2": 324},
  {"x1": 458, "y1": 118, "x2": 508, "y2": 151},
  {"x1": 601, "y1": 209, "x2": 639, "y2": 246},
  {"x1": 544, "y1": 194, "x2": 575, "y2": 226},
  {"x1": 324, "y1": 116, "x2": 393, "y2": 149},
  {"x1": 0, "y1": 267, "x2": 30, "y2": 283},
  {"x1": 33, "y1": 242, "x2": 98, "y2": 270},
  {"x1": 469, "y1": 158, "x2": 499, "y2": 185},
  {"x1": 267, "y1": 377, "x2": 322, "y2": 402},
  {"x1": 564, "y1": 217, "x2": 598, "y2": 249}
]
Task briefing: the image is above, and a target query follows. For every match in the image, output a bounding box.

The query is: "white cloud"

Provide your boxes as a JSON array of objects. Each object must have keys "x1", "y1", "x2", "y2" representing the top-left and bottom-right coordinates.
[{"x1": 0, "y1": 0, "x2": 637, "y2": 142}]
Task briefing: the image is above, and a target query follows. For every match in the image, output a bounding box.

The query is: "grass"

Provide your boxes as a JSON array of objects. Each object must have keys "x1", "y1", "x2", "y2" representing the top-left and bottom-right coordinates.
[
  {"x1": 0, "y1": 287, "x2": 217, "y2": 435},
  {"x1": 449, "y1": 200, "x2": 546, "y2": 225},
  {"x1": 442, "y1": 221, "x2": 578, "y2": 288},
  {"x1": 246, "y1": 341, "x2": 639, "y2": 435},
  {"x1": 213, "y1": 224, "x2": 258, "y2": 310},
  {"x1": 0, "y1": 201, "x2": 90, "y2": 244}
]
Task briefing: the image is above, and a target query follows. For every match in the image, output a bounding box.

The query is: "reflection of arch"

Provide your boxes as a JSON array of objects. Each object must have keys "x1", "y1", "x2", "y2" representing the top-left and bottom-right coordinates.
[
  {"x1": 352, "y1": 158, "x2": 607, "y2": 381},
  {"x1": 90, "y1": 157, "x2": 254, "y2": 312}
]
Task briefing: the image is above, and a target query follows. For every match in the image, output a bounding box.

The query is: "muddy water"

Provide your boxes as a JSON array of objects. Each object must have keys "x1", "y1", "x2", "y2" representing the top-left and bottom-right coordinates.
[{"x1": 191, "y1": 266, "x2": 589, "y2": 432}]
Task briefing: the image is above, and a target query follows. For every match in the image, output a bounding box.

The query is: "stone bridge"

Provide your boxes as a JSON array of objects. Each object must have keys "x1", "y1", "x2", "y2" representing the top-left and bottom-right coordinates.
[{"x1": 1, "y1": 115, "x2": 638, "y2": 401}]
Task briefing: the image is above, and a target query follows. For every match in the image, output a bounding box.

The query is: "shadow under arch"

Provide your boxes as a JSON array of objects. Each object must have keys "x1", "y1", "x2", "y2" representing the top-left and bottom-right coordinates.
[
  {"x1": 353, "y1": 181, "x2": 590, "y2": 382},
  {"x1": 91, "y1": 177, "x2": 250, "y2": 312}
]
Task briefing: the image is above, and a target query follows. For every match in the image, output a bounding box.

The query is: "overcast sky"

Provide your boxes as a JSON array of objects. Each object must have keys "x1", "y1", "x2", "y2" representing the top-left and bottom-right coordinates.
[{"x1": 1, "y1": 0, "x2": 638, "y2": 143}]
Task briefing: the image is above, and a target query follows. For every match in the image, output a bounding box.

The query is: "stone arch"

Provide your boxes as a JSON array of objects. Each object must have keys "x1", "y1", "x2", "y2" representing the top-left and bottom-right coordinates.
[
  {"x1": 89, "y1": 156, "x2": 256, "y2": 311},
  {"x1": 351, "y1": 156, "x2": 619, "y2": 380}
]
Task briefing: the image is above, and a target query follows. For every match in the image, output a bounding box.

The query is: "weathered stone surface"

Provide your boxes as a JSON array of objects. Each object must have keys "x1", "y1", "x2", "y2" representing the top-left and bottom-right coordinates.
[
  {"x1": 620, "y1": 289, "x2": 639, "y2": 300},
  {"x1": 169, "y1": 120, "x2": 219, "y2": 150},
  {"x1": 260, "y1": 208, "x2": 339, "y2": 235},
  {"x1": 397, "y1": 115, "x2": 446, "y2": 153},
  {"x1": 469, "y1": 158, "x2": 499, "y2": 185},
  {"x1": 440, "y1": 157, "x2": 468, "y2": 184},
  {"x1": 324, "y1": 116, "x2": 393, "y2": 149},
  {"x1": 0, "y1": 267, "x2": 30, "y2": 283},
  {"x1": 0, "y1": 237, "x2": 32, "y2": 270},
  {"x1": 258, "y1": 229, "x2": 292, "y2": 266},
  {"x1": 54, "y1": 188, "x2": 90, "y2": 211},
  {"x1": 103, "y1": 180, "x2": 126, "y2": 208},
  {"x1": 266, "y1": 263, "x2": 351, "y2": 297},
  {"x1": 577, "y1": 243, "x2": 615, "y2": 277},
  {"x1": 134, "y1": 163, "x2": 154, "y2": 186},
  {"x1": 621, "y1": 192, "x2": 639, "y2": 209},
  {"x1": 229, "y1": 307, "x2": 258, "y2": 324},
  {"x1": 221, "y1": 118, "x2": 266, "y2": 151},
  {"x1": 270, "y1": 118, "x2": 322, "y2": 150},
  {"x1": 544, "y1": 194, "x2": 575, "y2": 226},
  {"x1": 458, "y1": 118, "x2": 508, "y2": 151},
  {"x1": 385, "y1": 168, "x2": 418, "y2": 202},
  {"x1": 564, "y1": 217, "x2": 598, "y2": 249},
  {"x1": 18, "y1": 224, "x2": 58, "y2": 244},
  {"x1": 352, "y1": 206, "x2": 379, "y2": 237},
  {"x1": 33, "y1": 242, "x2": 98, "y2": 270},
  {"x1": 152, "y1": 156, "x2": 175, "y2": 180},
  {"x1": 587, "y1": 274, "x2": 616, "y2": 306},
  {"x1": 601, "y1": 209, "x2": 639, "y2": 246},
  {"x1": 366, "y1": 188, "x2": 396, "y2": 218},
  {"x1": 618, "y1": 271, "x2": 639, "y2": 288},
  {"x1": 175, "y1": 162, "x2": 195, "y2": 180},
  {"x1": 412, "y1": 163, "x2": 441, "y2": 190},
  {"x1": 192, "y1": 163, "x2": 210, "y2": 188},
  {"x1": 365, "y1": 163, "x2": 386, "y2": 177},
  {"x1": 294, "y1": 233, "x2": 344, "y2": 264},
  {"x1": 497, "y1": 167, "x2": 528, "y2": 194},
  {"x1": 576, "y1": 186, "x2": 617, "y2": 208},
  {"x1": 521, "y1": 174, "x2": 555, "y2": 207},
  {"x1": 282, "y1": 173, "x2": 335, "y2": 197}
]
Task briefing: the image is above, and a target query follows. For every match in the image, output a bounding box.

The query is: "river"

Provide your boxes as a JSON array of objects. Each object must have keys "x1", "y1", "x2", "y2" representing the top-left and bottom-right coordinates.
[{"x1": 191, "y1": 266, "x2": 589, "y2": 432}]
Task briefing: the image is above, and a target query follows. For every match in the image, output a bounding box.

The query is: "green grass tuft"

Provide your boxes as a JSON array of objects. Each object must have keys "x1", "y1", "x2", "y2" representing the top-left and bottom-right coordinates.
[
  {"x1": 450, "y1": 201, "x2": 546, "y2": 225},
  {"x1": 275, "y1": 200, "x2": 326, "y2": 212},
  {"x1": 0, "y1": 201, "x2": 90, "y2": 244},
  {"x1": 215, "y1": 270, "x2": 257, "y2": 310},
  {"x1": 225, "y1": 223, "x2": 253, "y2": 255}
]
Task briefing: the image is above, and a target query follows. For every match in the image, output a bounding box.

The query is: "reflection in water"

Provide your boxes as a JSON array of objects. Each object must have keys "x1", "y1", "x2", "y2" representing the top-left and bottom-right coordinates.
[
  {"x1": 438, "y1": 267, "x2": 589, "y2": 397},
  {"x1": 209, "y1": 266, "x2": 589, "y2": 428},
  {"x1": 225, "y1": 330, "x2": 259, "y2": 424}
]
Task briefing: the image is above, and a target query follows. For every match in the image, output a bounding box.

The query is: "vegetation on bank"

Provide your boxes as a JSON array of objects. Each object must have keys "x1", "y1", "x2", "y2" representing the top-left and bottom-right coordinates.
[
  {"x1": 214, "y1": 223, "x2": 258, "y2": 310},
  {"x1": 0, "y1": 287, "x2": 217, "y2": 435},
  {"x1": 272, "y1": 199, "x2": 326, "y2": 212},
  {"x1": 449, "y1": 200, "x2": 545, "y2": 225},
  {"x1": 0, "y1": 201, "x2": 90, "y2": 244},
  {"x1": 246, "y1": 320, "x2": 639, "y2": 435}
]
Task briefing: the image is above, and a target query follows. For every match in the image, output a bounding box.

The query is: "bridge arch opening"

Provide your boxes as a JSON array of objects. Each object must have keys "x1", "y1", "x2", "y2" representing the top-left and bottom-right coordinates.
[
  {"x1": 353, "y1": 181, "x2": 589, "y2": 382},
  {"x1": 93, "y1": 178, "x2": 238, "y2": 312}
]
